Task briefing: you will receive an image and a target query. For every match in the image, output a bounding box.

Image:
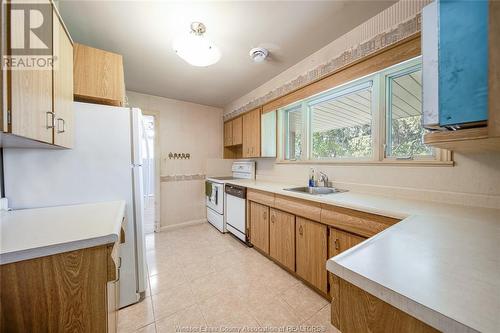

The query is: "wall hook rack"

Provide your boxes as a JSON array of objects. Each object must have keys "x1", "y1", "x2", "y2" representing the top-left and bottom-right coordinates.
[{"x1": 168, "y1": 152, "x2": 191, "y2": 159}]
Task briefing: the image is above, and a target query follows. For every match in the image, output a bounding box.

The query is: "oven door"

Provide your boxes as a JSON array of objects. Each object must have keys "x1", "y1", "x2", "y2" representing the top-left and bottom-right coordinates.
[{"x1": 206, "y1": 182, "x2": 223, "y2": 215}]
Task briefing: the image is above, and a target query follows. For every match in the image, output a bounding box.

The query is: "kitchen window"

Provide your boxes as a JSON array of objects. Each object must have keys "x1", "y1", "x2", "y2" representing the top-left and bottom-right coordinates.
[
  {"x1": 279, "y1": 57, "x2": 451, "y2": 164},
  {"x1": 385, "y1": 64, "x2": 433, "y2": 159},
  {"x1": 284, "y1": 104, "x2": 305, "y2": 160},
  {"x1": 310, "y1": 81, "x2": 373, "y2": 160}
]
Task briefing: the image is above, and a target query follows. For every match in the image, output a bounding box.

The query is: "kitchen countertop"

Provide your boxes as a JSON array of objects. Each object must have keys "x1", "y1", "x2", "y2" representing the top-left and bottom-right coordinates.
[
  {"x1": 0, "y1": 201, "x2": 126, "y2": 265},
  {"x1": 227, "y1": 179, "x2": 500, "y2": 333}
]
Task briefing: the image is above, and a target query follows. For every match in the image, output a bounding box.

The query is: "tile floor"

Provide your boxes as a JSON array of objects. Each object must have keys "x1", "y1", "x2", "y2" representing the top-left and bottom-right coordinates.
[{"x1": 118, "y1": 222, "x2": 339, "y2": 333}]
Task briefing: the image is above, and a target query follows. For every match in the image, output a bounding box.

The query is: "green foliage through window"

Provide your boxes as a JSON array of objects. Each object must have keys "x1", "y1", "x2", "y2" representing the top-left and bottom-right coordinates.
[
  {"x1": 281, "y1": 57, "x2": 435, "y2": 162},
  {"x1": 386, "y1": 66, "x2": 432, "y2": 158}
]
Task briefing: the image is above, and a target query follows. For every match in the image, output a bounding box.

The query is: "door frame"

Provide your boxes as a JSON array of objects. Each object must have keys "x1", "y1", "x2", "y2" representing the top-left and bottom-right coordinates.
[{"x1": 142, "y1": 110, "x2": 161, "y2": 232}]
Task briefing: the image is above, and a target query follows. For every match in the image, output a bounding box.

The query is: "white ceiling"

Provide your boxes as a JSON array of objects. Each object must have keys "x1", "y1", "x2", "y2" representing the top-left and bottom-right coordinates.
[{"x1": 58, "y1": 1, "x2": 396, "y2": 108}]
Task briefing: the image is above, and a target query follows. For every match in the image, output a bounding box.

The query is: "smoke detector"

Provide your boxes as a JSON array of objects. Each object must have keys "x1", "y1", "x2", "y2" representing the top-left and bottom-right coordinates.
[{"x1": 249, "y1": 47, "x2": 269, "y2": 63}]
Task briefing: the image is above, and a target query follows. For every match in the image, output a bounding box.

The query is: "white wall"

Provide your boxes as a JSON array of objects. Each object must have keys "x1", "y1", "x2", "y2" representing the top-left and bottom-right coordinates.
[
  {"x1": 254, "y1": 154, "x2": 500, "y2": 208},
  {"x1": 224, "y1": 0, "x2": 500, "y2": 209},
  {"x1": 127, "y1": 91, "x2": 226, "y2": 228}
]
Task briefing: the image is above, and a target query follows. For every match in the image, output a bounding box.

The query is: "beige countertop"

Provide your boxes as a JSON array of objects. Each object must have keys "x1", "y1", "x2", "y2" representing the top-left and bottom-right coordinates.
[
  {"x1": 0, "y1": 201, "x2": 126, "y2": 265},
  {"x1": 227, "y1": 179, "x2": 500, "y2": 333}
]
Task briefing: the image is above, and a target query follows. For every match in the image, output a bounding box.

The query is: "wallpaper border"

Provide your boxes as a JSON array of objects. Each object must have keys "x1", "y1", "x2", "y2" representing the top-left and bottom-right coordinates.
[{"x1": 224, "y1": 13, "x2": 422, "y2": 121}]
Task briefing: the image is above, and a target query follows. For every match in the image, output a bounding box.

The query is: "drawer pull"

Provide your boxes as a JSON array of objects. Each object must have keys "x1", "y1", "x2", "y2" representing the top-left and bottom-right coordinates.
[
  {"x1": 334, "y1": 239, "x2": 340, "y2": 251},
  {"x1": 299, "y1": 225, "x2": 303, "y2": 235}
]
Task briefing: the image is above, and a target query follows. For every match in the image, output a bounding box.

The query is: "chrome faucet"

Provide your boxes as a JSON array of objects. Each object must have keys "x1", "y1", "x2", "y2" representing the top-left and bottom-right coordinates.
[{"x1": 318, "y1": 171, "x2": 329, "y2": 187}]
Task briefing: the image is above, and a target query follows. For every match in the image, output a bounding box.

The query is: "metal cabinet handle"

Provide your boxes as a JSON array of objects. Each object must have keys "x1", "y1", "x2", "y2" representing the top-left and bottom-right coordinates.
[
  {"x1": 334, "y1": 239, "x2": 340, "y2": 251},
  {"x1": 46, "y1": 111, "x2": 55, "y2": 129},
  {"x1": 299, "y1": 225, "x2": 303, "y2": 235},
  {"x1": 263, "y1": 211, "x2": 267, "y2": 220},
  {"x1": 56, "y1": 118, "x2": 66, "y2": 133},
  {"x1": 270, "y1": 214, "x2": 275, "y2": 223}
]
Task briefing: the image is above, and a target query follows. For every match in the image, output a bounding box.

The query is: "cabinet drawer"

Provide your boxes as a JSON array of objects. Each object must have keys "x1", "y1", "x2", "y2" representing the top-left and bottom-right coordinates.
[
  {"x1": 247, "y1": 189, "x2": 275, "y2": 207},
  {"x1": 275, "y1": 195, "x2": 321, "y2": 221},
  {"x1": 321, "y1": 205, "x2": 399, "y2": 238}
]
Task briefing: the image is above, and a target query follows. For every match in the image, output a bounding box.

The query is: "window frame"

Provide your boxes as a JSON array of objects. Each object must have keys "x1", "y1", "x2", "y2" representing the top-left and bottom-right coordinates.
[
  {"x1": 382, "y1": 58, "x2": 436, "y2": 161},
  {"x1": 307, "y1": 78, "x2": 375, "y2": 161},
  {"x1": 283, "y1": 102, "x2": 306, "y2": 161},
  {"x1": 278, "y1": 56, "x2": 452, "y2": 166}
]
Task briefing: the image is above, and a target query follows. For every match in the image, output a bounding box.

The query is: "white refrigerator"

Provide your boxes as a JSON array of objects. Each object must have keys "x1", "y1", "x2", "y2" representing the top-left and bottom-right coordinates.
[{"x1": 3, "y1": 102, "x2": 148, "y2": 308}]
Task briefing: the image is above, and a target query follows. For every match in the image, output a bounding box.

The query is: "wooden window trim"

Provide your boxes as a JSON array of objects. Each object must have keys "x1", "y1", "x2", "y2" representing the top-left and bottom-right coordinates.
[{"x1": 262, "y1": 34, "x2": 421, "y2": 114}]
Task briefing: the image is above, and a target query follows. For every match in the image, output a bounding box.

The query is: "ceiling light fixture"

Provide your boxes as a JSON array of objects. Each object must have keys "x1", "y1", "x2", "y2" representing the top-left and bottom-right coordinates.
[
  {"x1": 173, "y1": 22, "x2": 221, "y2": 67},
  {"x1": 249, "y1": 47, "x2": 269, "y2": 63}
]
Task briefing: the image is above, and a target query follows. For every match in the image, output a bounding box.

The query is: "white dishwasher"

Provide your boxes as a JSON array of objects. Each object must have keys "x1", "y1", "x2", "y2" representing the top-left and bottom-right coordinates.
[{"x1": 225, "y1": 183, "x2": 247, "y2": 243}]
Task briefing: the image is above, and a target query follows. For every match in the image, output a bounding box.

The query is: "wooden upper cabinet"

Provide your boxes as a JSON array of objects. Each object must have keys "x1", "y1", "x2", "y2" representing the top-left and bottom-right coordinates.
[
  {"x1": 232, "y1": 116, "x2": 243, "y2": 145},
  {"x1": 6, "y1": 3, "x2": 73, "y2": 147},
  {"x1": 223, "y1": 117, "x2": 242, "y2": 148},
  {"x1": 296, "y1": 217, "x2": 328, "y2": 294},
  {"x1": 269, "y1": 209, "x2": 295, "y2": 271},
  {"x1": 224, "y1": 121, "x2": 233, "y2": 147},
  {"x1": 8, "y1": 3, "x2": 53, "y2": 144},
  {"x1": 73, "y1": 43, "x2": 125, "y2": 106},
  {"x1": 243, "y1": 108, "x2": 261, "y2": 158},
  {"x1": 249, "y1": 201, "x2": 269, "y2": 254},
  {"x1": 53, "y1": 10, "x2": 74, "y2": 148}
]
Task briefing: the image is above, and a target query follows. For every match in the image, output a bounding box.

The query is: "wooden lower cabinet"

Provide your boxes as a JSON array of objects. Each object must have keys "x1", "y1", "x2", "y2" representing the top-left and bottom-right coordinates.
[
  {"x1": 332, "y1": 277, "x2": 439, "y2": 333},
  {"x1": 249, "y1": 201, "x2": 270, "y2": 254},
  {"x1": 296, "y1": 217, "x2": 328, "y2": 294},
  {"x1": 269, "y1": 208, "x2": 295, "y2": 271},
  {"x1": 328, "y1": 227, "x2": 366, "y2": 323},
  {"x1": 0, "y1": 243, "x2": 120, "y2": 332},
  {"x1": 107, "y1": 279, "x2": 119, "y2": 332}
]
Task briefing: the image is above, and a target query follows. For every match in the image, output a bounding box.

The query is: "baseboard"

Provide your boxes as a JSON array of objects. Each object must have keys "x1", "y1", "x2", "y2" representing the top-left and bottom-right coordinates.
[{"x1": 158, "y1": 219, "x2": 207, "y2": 232}]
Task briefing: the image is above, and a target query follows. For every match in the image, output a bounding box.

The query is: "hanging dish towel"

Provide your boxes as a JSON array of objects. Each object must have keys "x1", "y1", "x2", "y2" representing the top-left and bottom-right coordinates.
[{"x1": 205, "y1": 181, "x2": 212, "y2": 197}]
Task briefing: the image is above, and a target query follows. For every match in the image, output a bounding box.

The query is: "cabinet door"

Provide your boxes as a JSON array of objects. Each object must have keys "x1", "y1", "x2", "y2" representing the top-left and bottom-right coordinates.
[
  {"x1": 9, "y1": 6, "x2": 53, "y2": 143},
  {"x1": 249, "y1": 201, "x2": 269, "y2": 254},
  {"x1": 53, "y1": 12, "x2": 74, "y2": 148},
  {"x1": 232, "y1": 116, "x2": 243, "y2": 145},
  {"x1": 329, "y1": 227, "x2": 366, "y2": 323},
  {"x1": 296, "y1": 217, "x2": 328, "y2": 294},
  {"x1": 269, "y1": 208, "x2": 295, "y2": 271},
  {"x1": 224, "y1": 121, "x2": 233, "y2": 147},
  {"x1": 261, "y1": 110, "x2": 276, "y2": 157},
  {"x1": 243, "y1": 108, "x2": 261, "y2": 157},
  {"x1": 73, "y1": 43, "x2": 125, "y2": 106}
]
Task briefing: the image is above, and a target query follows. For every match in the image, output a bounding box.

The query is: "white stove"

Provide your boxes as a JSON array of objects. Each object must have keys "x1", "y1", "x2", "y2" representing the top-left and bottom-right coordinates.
[{"x1": 205, "y1": 161, "x2": 255, "y2": 233}]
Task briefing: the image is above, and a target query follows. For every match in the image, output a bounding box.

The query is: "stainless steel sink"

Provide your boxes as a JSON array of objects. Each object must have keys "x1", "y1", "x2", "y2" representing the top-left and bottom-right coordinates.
[{"x1": 283, "y1": 186, "x2": 347, "y2": 195}]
